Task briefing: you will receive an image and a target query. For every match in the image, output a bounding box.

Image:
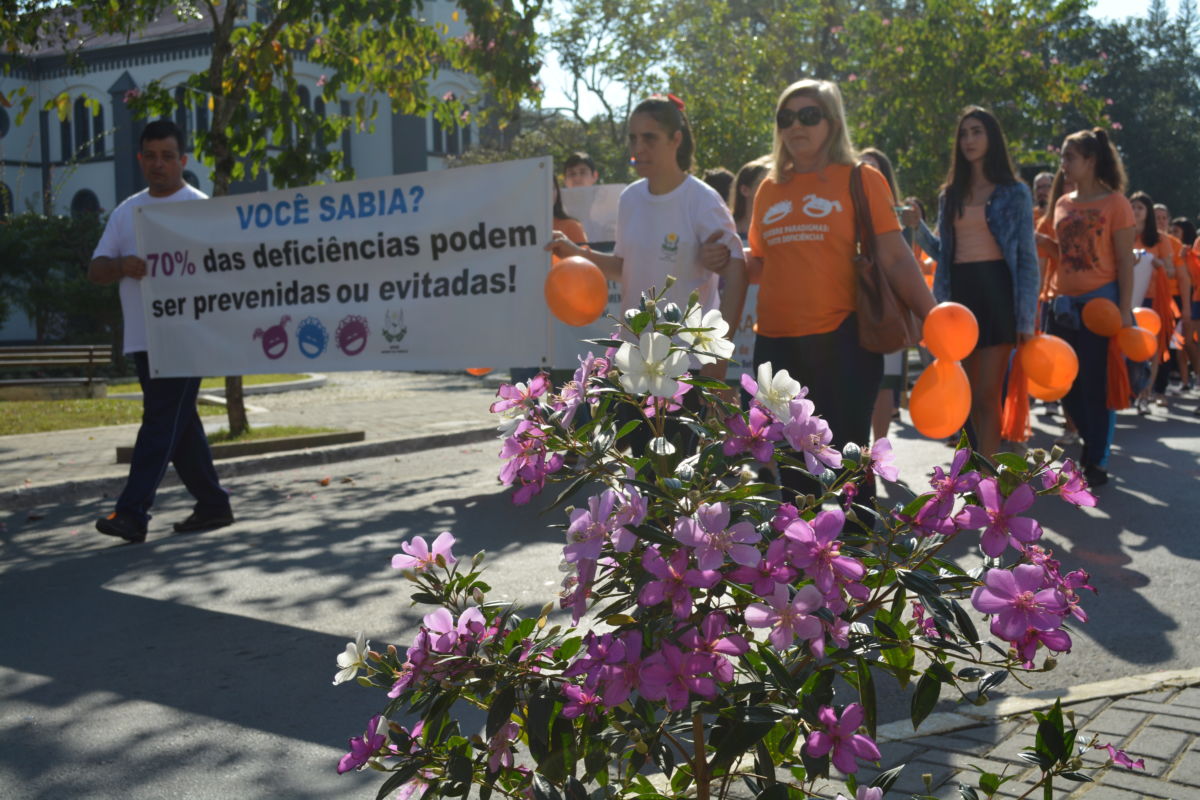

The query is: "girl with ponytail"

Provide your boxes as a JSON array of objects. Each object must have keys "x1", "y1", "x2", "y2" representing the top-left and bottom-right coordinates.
[{"x1": 1047, "y1": 127, "x2": 1136, "y2": 486}]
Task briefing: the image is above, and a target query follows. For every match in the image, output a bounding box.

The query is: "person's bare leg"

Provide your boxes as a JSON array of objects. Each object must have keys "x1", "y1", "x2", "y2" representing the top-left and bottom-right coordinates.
[
  {"x1": 963, "y1": 345, "x2": 1012, "y2": 461},
  {"x1": 871, "y1": 388, "x2": 894, "y2": 442}
]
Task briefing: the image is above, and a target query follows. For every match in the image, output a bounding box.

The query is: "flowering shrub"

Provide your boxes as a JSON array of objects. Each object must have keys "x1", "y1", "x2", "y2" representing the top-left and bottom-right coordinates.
[{"x1": 335, "y1": 289, "x2": 1141, "y2": 799}]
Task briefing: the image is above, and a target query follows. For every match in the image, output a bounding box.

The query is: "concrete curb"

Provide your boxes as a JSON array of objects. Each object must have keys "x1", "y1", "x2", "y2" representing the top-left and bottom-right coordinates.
[
  {"x1": 875, "y1": 667, "x2": 1200, "y2": 742},
  {"x1": 0, "y1": 425, "x2": 497, "y2": 511},
  {"x1": 107, "y1": 373, "x2": 327, "y2": 400}
]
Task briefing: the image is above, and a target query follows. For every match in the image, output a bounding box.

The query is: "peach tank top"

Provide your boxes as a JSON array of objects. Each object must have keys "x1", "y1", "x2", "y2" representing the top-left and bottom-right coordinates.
[{"x1": 954, "y1": 203, "x2": 1004, "y2": 263}]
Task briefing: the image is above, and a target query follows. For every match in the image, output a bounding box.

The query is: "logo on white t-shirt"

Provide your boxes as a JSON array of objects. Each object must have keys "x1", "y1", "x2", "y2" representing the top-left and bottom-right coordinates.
[
  {"x1": 659, "y1": 232, "x2": 679, "y2": 262},
  {"x1": 762, "y1": 200, "x2": 792, "y2": 225},
  {"x1": 801, "y1": 194, "x2": 843, "y2": 218}
]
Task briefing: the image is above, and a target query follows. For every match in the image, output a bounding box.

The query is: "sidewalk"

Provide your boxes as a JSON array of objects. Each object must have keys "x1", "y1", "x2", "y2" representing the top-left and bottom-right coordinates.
[
  {"x1": 0, "y1": 370, "x2": 506, "y2": 510},
  {"x1": 863, "y1": 668, "x2": 1200, "y2": 799}
]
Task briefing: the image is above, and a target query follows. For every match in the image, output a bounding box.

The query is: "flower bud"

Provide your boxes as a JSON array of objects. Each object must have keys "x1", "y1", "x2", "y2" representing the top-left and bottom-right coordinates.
[
  {"x1": 472, "y1": 587, "x2": 485, "y2": 605},
  {"x1": 472, "y1": 550, "x2": 486, "y2": 569}
]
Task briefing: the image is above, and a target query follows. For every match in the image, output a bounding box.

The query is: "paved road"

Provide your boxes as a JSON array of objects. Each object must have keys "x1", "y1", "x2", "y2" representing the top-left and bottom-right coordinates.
[{"x1": 2, "y1": 384, "x2": 1199, "y2": 798}]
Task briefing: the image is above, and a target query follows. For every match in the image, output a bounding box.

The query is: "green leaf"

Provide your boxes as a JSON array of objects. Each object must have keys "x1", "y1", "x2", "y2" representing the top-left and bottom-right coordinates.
[
  {"x1": 486, "y1": 686, "x2": 516, "y2": 739},
  {"x1": 855, "y1": 658, "x2": 878, "y2": 739},
  {"x1": 648, "y1": 436, "x2": 676, "y2": 456},
  {"x1": 870, "y1": 763, "x2": 905, "y2": 791},
  {"x1": 978, "y1": 773, "x2": 1002, "y2": 794},
  {"x1": 531, "y1": 774, "x2": 564, "y2": 800},
  {"x1": 958, "y1": 786, "x2": 980, "y2": 800},
  {"x1": 375, "y1": 763, "x2": 421, "y2": 800},
  {"x1": 616, "y1": 418, "x2": 642, "y2": 439},
  {"x1": 753, "y1": 786, "x2": 791, "y2": 800},
  {"x1": 993, "y1": 452, "x2": 1030, "y2": 473},
  {"x1": 1060, "y1": 772, "x2": 1093, "y2": 782},
  {"x1": 911, "y1": 672, "x2": 941, "y2": 729}
]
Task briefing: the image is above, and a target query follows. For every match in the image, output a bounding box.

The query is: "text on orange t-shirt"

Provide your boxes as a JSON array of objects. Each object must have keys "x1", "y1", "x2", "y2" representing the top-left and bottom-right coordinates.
[{"x1": 749, "y1": 163, "x2": 900, "y2": 337}]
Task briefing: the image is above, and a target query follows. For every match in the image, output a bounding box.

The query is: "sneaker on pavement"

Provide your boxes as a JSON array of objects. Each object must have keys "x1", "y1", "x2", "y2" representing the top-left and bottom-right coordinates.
[
  {"x1": 1054, "y1": 430, "x2": 1080, "y2": 447},
  {"x1": 174, "y1": 509, "x2": 235, "y2": 533},
  {"x1": 96, "y1": 511, "x2": 147, "y2": 543},
  {"x1": 1136, "y1": 396, "x2": 1151, "y2": 415}
]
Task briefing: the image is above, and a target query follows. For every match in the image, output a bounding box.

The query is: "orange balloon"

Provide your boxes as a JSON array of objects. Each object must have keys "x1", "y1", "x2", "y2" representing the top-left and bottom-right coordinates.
[
  {"x1": 1019, "y1": 334, "x2": 1079, "y2": 390},
  {"x1": 1133, "y1": 306, "x2": 1161, "y2": 336},
  {"x1": 1081, "y1": 298, "x2": 1121, "y2": 337},
  {"x1": 465, "y1": 367, "x2": 493, "y2": 376},
  {"x1": 544, "y1": 255, "x2": 607, "y2": 327},
  {"x1": 909, "y1": 359, "x2": 972, "y2": 439},
  {"x1": 1117, "y1": 325, "x2": 1156, "y2": 361},
  {"x1": 1027, "y1": 375, "x2": 1071, "y2": 402},
  {"x1": 922, "y1": 302, "x2": 979, "y2": 361}
]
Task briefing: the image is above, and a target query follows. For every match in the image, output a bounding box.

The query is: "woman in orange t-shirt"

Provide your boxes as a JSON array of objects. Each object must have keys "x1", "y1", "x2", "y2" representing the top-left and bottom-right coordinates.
[
  {"x1": 1048, "y1": 128, "x2": 1136, "y2": 486},
  {"x1": 746, "y1": 79, "x2": 934, "y2": 501}
]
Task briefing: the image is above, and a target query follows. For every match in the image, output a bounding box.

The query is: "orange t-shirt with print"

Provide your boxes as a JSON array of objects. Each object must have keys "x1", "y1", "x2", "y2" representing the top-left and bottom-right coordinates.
[
  {"x1": 749, "y1": 163, "x2": 900, "y2": 337},
  {"x1": 1163, "y1": 233, "x2": 1186, "y2": 298},
  {"x1": 1052, "y1": 192, "x2": 1135, "y2": 297},
  {"x1": 1036, "y1": 213, "x2": 1058, "y2": 300}
]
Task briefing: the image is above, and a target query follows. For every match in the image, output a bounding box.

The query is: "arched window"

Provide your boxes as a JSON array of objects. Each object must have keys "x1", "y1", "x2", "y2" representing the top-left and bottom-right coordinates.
[
  {"x1": 70, "y1": 189, "x2": 101, "y2": 217},
  {"x1": 195, "y1": 98, "x2": 209, "y2": 134},
  {"x1": 298, "y1": 86, "x2": 311, "y2": 110},
  {"x1": 91, "y1": 103, "x2": 105, "y2": 157},
  {"x1": 174, "y1": 87, "x2": 190, "y2": 148},
  {"x1": 74, "y1": 97, "x2": 90, "y2": 157},
  {"x1": 430, "y1": 114, "x2": 444, "y2": 154},
  {"x1": 60, "y1": 116, "x2": 72, "y2": 162},
  {"x1": 0, "y1": 107, "x2": 10, "y2": 139}
]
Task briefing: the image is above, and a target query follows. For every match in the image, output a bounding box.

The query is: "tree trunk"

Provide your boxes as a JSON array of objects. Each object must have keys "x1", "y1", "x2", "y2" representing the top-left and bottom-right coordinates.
[{"x1": 224, "y1": 376, "x2": 249, "y2": 436}]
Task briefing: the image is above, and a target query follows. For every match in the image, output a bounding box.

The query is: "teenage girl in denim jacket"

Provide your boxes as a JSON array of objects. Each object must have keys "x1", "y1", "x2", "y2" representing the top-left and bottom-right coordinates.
[{"x1": 904, "y1": 106, "x2": 1039, "y2": 460}]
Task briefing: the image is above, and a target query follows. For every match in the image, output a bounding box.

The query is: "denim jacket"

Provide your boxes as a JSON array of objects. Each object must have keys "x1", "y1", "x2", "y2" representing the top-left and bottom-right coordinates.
[{"x1": 915, "y1": 181, "x2": 1041, "y2": 335}]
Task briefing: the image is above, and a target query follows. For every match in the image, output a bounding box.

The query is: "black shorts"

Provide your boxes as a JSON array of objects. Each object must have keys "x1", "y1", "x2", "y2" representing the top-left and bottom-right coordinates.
[{"x1": 951, "y1": 259, "x2": 1016, "y2": 348}]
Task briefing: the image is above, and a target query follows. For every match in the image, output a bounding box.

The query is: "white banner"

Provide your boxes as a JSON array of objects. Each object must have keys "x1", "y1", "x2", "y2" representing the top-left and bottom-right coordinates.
[{"x1": 135, "y1": 158, "x2": 553, "y2": 377}]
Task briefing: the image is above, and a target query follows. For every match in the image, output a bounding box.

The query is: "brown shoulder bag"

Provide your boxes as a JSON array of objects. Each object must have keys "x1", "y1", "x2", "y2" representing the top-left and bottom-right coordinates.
[{"x1": 849, "y1": 163, "x2": 920, "y2": 354}]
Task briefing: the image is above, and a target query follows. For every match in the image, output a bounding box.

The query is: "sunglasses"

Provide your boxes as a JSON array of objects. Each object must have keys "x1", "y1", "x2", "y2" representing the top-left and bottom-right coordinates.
[{"x1": 776, "y1": 106, "x2": 825, "y2": 128}]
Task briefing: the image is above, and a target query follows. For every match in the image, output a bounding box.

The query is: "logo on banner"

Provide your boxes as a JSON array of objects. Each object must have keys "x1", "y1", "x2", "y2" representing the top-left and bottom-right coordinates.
[
  {"x1": 296, "y1": 317, "x2": 329, "y2": 359},
  {"x1": 336, "y1": 315, "x2": 370, "y2": 356},
  {"x1": 379, "y1": 309, "x2": 410, "y2": 355},
  {"x1": 253, "y1": 315, "x2": 291, "y2": 360}
]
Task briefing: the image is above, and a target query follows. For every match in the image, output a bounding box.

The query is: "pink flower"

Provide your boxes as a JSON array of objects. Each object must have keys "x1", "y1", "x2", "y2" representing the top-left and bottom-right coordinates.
[
  {"x1": 1050, "y1": 56, "x2": 1060, "y2": 65},
  {"x1": 674, "y1": 502, "x2": 762, "y2": 570},
  {"x1": 442, "y1": 90, "x2": 457, "y2": 101},
  {"x1": 895, "y1": 45, "x2": 904, "y2": 53},
  {"x1": 1095, "y1": 743, "x2": 1145, "y2": 770},
  {"x1": 490, "y1": 374, "x2": 550, "y2": 413},
  {"x1": 1013, "y1": 627, "x2": 1072, "y2": 667},
  {"x1": 881, "y1": 17, "x2": 891, "y2": 25},
  {"x1": 971, "y1": 564, "x2": 1067, "y2": 640},
  {"x1": 338, "y1": 714, "x2": 386, "y2": 773},
  {"x1": 728, "y1": 538, "x2": 796, "y2": 595},
  {"x1": 830, "y1": 25, "x2": 844, "y2": 34},
  {"x1": 1041, "y1": 460, "x2": 1097, "y2": 507},
  {"x1": 805, "y1": 703, "x2": 881, "y2": 774},
  {"x1": 638, "y1": 546, "x2": 721, "y2": 619},
  {"x1": 745, "y1": 583, "x2": 824, "y2": 650},
  {"x1": 955, "y1": 478, "x2": 1042, "y2": 557},
  {"x1": 837, "y1": 788, "x2": 883, "y2": 800},
  {"x1": 784, "y1": 509, "x2": 865, "y2": 594},
  {"x1": 1112, "y1": 122, "x2": 1123, "y2": 130},
  {"x1": 561, "y1": 684, "x2": 603, "y2": 719},
  {"x1": 600, "y1": 630, "x2": 645, "y2": 706},
  {"x1": 928, "y1": 449, "x2": 981, "y2": 517},
  {"x1": 723, "y1": 407, "x2": 783, "y2": 464},
  {"x1": 847, "y1": 73, "x2": 858, "y2": 82},
  {"x1": 487, "y1": 721, "x2": 519, "y2": 772},
  {"x1": 640, "y1": 643, "x2": 718, "y2": 710},
  {"x1": 392, "y1": 531, "x2": 457, "y2": 572},
  {"x1": 679, "y1": 612, "x2": 749, "y2": 683},
  {"x1": 782, "y1": 400, "x2": 842, "y2": 473},
  {"x1": 866, "y1": 437, "x2": 898, "y2": 481},
  {"x1": 565, "y1": 490, "x2": 618, "y2": 563},
  {"x1": 1100, "y1": 51, "x2": 1109, "y2": 60},
  {"x1": 316, "y1": 74, "x2": 327, "y2": 88}
]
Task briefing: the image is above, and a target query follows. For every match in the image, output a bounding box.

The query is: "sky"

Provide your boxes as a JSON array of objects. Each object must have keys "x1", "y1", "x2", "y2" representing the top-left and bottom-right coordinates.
[{"x1": 535, "y1": 0, "x2": 1180, "y2": 120}]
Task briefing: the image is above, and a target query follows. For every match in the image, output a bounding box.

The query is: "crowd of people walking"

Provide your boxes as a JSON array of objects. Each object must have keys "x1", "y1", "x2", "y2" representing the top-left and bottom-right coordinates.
[{"x1": 550, "y1": 77, "x2": 1200, "y2": 490}]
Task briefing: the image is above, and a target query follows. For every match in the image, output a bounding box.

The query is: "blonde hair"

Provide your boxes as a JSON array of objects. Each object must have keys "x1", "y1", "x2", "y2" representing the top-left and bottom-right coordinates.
[{"x1": 769, "y1": 79, "x2": 857, "y2": 183}]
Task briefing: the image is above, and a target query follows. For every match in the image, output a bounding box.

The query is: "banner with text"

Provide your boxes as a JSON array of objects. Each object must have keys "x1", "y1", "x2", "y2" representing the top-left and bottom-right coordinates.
[{"x1": 136, "y1": 158, "x2": 553, "y2": 377}]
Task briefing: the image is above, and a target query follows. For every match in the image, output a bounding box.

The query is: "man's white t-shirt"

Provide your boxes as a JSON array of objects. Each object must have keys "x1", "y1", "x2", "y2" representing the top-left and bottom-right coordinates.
[
  {"x1": 92, "y1": 183, "x2": 207, "y2": 354},
  {"x1": 612, "y1": 175, "x2": 743, "y2": 313}
]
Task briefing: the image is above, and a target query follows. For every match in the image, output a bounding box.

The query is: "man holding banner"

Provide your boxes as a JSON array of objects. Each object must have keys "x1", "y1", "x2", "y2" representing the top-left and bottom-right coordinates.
[{"x1": 89, "y1": 120, "x2": 234, "y2": 544}]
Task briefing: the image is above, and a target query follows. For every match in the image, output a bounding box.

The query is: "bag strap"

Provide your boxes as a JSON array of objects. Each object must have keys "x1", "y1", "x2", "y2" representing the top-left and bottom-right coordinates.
[{"x1": 849, "y1": 163, "x2": 877, "y2": 261}]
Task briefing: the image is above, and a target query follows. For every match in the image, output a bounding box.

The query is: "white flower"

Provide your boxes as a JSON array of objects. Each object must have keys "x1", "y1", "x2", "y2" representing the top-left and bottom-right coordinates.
[
  {"x1": 754, "y1": 361, "x2": 804, "y2": 419},
  {"x1": 677, "y1": 307, "x2": 735, "y2": 365},
  {"x1": 333, "y1": 631, "x2": 369, "y2": 685},
  {"x1": 614, "y1": 331, "x2": 689, "y2": 398}
]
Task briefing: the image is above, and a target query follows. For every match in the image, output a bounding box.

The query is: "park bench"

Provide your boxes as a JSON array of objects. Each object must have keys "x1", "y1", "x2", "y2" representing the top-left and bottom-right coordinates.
[{"x1": 0, "y1": 344, "x2": 113, "y2": 400}]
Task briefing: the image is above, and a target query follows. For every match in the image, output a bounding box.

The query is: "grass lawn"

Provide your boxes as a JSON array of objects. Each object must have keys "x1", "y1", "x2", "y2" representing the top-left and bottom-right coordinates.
[
  {"x1": 106, "y1": 373, "x2": 308, "y2": 394},
  {"x1": 207, "y1": 425, "x2": 337, "y2": 444},
  {"x1": 0, "y1": 398, "x2": 225, "y2": 435}
]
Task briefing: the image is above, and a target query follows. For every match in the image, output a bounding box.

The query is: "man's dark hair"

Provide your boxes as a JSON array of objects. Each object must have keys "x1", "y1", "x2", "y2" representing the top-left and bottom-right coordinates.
[
  {"x1": 140, "y1": 119, "x2": 186, "y2": 154},
  {"x1": 563, "y1": 151, "x2": 596, "y2": 173},
  {"x1": 702, "y1": 167, "x2": 734, "y2": 205}
]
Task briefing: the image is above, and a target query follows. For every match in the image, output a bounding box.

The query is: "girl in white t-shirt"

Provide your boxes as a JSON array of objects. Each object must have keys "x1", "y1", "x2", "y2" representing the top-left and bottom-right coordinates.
[{"x1": 548, "y1": 95, "x2": 747, "y2": 379}]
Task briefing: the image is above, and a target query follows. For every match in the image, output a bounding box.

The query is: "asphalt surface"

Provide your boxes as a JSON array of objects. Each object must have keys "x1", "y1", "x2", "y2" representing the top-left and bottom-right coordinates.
[{"x1": 2, "y1": 374, "x2": 1199, "y2": 798}]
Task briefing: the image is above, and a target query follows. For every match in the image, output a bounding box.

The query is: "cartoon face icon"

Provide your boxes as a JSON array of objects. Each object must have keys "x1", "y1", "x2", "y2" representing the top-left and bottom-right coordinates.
[
  {"x1": 801, "y1": 194, "x2": 843, "y2": 218},
  {"x1": 336, "y1": 315, "x2": 369, "y2": 356},
  {"x1": 762, "y1": 199, "x2": 792, "y2": 225},
  {"x1": 296, "y1": 317, "x2": 328, "y2": 359},
  {"x1": 252, "y1": 315, "x2": 291, "y2": 360}
]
